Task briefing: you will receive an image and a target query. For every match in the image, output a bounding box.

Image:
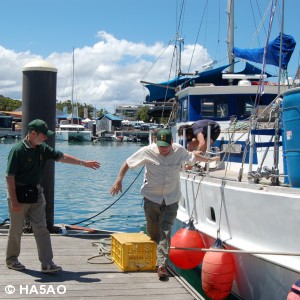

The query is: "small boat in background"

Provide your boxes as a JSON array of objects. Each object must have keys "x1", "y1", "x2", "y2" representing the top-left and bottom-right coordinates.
[
  {"x1": 56, "y1": 123, "x2": 92, "y2": 141},
  {"x1": 123, "y1": 135, "x2": 140, "y2": 142},
  {"x1": 56, "y1": 48, "x2": 92, "y2": 142}
]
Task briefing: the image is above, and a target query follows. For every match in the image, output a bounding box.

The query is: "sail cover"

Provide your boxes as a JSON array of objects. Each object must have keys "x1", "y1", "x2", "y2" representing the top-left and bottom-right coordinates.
[
  {"x1": 144, "y1": 64, "x2": 231, "y2": 102},
  {"x1": 233, "y1": 33, "x2": 296, "y2": 70}
]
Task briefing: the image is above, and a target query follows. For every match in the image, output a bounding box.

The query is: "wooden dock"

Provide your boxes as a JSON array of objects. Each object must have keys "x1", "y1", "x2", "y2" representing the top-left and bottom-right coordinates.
[{"x1": 0, "y1": 234, "x2": 203, "y2": 299}]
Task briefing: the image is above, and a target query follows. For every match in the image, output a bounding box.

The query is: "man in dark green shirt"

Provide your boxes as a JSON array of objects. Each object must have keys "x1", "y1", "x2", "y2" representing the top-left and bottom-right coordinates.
[{"x1": 5, "y1": 119, "x2": 100, "y2": 273}]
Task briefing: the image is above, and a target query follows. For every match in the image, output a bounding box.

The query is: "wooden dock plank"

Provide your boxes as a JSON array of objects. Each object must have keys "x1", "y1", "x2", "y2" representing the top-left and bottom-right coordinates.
[{"x1": 0, "y1": 234, "x2": 203, "y2": 299}]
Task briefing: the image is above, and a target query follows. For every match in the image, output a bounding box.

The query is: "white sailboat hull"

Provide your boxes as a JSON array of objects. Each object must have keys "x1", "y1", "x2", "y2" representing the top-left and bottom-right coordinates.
[{"x1": 176, "y1": 171, "x2": 300, "y2": 300}]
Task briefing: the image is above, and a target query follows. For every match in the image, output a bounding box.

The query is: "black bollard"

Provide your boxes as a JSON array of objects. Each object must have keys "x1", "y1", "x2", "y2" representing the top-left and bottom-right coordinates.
[
  {"x1": 22, "y1": 60, "x2": 57, "y2": 232},
  {"x1": 11, "y1": 121, "x2": 16, "y2": 132},
  {"x1": 92, "y1": 123, "x2": 96, "y2": 137}
]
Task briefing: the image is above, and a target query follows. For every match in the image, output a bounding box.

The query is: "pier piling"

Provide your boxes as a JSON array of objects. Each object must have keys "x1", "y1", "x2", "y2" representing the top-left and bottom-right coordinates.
[{"x1": 22, "y1": 60, "x2": 58, "y2": 232}]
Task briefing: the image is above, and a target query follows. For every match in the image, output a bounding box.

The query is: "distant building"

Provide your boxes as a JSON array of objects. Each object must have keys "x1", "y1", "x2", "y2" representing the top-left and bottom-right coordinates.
[
  {"x1": 96, "y1": 113, "x2": 123, "y2": 133},
  {"x1": 115, "y1": 105, "x2": 142, "y2": 120},
  {"x1": 0, "y1": 115, "x2": 13, "y2": 128}
]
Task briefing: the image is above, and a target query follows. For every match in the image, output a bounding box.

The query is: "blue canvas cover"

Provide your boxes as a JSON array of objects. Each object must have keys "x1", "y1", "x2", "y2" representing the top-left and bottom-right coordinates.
[
  {"x1": 235, "y1": 62, "x2": 273, "y2": 77},
  {"x1": 143, "y1": 62, "x2": 274, "y2": 103},
  {"x1": 144, "y1": 64, "x2": 231, "y2": 102},
  {"x1": 233, "y1": 33, "x2": 296, "y2": 70}
]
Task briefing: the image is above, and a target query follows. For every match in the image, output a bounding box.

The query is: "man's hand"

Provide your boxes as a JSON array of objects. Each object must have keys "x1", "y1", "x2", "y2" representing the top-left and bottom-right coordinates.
[
  {"x1": 82, "y1": 160, "x2": 101, "y2": 170},
  {"x1": 10, "y1": 199, "x2": 21, "y2": 213},
  {"x1": 110, "y1": 180, "x2": 122, "y2": 196},
  {"x1": 209, "y1": 155, "x2": 220, "y2": 162}
]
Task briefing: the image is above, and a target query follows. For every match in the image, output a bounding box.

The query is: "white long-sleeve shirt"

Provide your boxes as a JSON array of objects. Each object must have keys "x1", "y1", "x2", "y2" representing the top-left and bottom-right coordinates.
[{"x1": 126, "y1": 143, "x2": 195, "y2": 205}]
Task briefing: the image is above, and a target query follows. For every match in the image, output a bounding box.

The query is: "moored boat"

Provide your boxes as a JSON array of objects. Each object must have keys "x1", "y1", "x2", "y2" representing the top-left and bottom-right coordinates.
[
  {"x1": 56, "y1": 48, "x2": 92, "y2": 142},
  {"x1": 141, "y1": 1, "x2": 299, "y2": 299},
  {"x1": 56, "y1": 123, "x2": 92, "y2": 141},
  {"x1": 169, "y1": 82, "x2": 300, "y2": 300}
]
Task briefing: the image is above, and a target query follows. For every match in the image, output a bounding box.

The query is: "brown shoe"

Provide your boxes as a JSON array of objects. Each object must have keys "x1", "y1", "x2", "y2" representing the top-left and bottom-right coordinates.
[{"x1": 157, "y1": 265, "x2": 168, "y2": 278}]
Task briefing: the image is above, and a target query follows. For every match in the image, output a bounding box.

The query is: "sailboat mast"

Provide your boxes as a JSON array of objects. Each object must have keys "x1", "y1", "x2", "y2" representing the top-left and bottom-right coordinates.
[
  {"x1": 71, "y1": 48, "x2": 75, "y2": 125},
  {"x1": 277, "y1": 0, "x2": 284, "y2": 91},
  {"x1": 227, "y1": 0, "x2": 234, "y2": 74},
  {"x1": 177, "y1": 37, "x2": 184, "y2": 76}
]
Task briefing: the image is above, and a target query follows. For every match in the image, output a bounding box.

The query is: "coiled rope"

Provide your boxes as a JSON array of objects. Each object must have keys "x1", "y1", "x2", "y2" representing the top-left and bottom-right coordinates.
[{"x1": 86, "y1": 238, "x2": 113, "y2": 264}]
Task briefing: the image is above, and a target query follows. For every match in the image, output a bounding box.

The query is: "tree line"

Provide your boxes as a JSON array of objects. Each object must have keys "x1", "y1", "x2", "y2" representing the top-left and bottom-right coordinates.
[
  {"x1": 0, "y1": 95, "x2": 100, "y2": 118},
  {"x1": 0, "y1": 95, "x2": 22, "y2": 112},
  {"x1": 0, "y1": 95, "x2": 167, "y2": 123}
]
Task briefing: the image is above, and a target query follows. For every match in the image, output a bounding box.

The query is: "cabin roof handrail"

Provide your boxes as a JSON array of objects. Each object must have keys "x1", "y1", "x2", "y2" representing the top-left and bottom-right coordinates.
[{"x1": 222, "y1": 74, "x2": 267, "y2": 80}]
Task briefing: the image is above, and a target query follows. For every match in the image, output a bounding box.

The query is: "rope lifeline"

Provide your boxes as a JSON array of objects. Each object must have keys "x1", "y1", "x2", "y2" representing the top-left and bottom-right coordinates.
[
  {"x1": 71, "y1": 166, "x2": 144, "y2": 226},
  {"x1": 170, "y1": 246, "x2": 300, "y2": 256}
]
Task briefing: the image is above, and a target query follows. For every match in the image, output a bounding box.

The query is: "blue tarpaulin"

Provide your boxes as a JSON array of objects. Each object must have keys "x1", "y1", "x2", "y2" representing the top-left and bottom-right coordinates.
[
  {"x1": 233, "y1": 33, "x2": 296, "y2": 70},
  {"x1": 144, "y1": 64, "x2": 231, "y2": 102}
]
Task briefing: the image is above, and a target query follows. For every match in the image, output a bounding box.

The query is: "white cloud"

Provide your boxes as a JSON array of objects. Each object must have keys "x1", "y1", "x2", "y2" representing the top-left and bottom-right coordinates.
[{"x1": 0, "y1": 32, "x2": 210, "y2": 113}]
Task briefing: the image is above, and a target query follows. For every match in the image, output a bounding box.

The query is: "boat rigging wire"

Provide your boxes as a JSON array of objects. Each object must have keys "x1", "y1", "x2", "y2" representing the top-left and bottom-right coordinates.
[
  {"x1": 189, "y1": 174, "x2": 205, "y2": 223},
  {"x1": 250, "y1": 0, "x2": 272, "y2": 47},
  {"x1": 261, "y1": 0, "x2": 278, "y2": 93},
  {"x1": 187, "y1": 0, "x2": 208, "y2": 74},
  {"x1": 176, "y1": 0, "x2": 186, "y2": 43},
  {"x1": 140, "y1": 43, "x2": 172, "y2": 82},
  {"x1": 70, "y1": 166, "x2": 145, "y2": 226}
]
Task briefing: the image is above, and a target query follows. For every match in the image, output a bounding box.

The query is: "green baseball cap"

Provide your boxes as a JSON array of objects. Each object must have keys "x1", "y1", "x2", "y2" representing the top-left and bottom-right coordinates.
[
  {"x1": 156, "y1": 129, "x2": 172, "y2": 146},
  {"x1": 28, "y1": 119, "x2": 54, "y2": 136}
]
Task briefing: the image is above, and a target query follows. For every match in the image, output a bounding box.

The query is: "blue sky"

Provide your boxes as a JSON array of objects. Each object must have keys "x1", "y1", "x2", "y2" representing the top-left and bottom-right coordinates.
[{"x1": 0, "y1": 0, "x2": 299, "y2": 113}]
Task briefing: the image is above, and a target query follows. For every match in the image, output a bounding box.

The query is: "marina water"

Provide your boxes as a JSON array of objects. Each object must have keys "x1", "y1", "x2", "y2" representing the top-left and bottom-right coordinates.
[{"x1": 0, "y1": 139, "x2": 146, "y2": 232}]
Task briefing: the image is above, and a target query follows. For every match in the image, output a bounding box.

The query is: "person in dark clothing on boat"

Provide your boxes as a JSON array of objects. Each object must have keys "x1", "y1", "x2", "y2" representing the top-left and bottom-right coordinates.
[
  {"x1": 178, "y1": 119, "x2": 221, "y2": 155},
  {"x1": 109, "y1": 129, "x2": 218, "y2": 279},
  {"x1": 5, "y1": 119, "x2": 100, "y2": 273}
]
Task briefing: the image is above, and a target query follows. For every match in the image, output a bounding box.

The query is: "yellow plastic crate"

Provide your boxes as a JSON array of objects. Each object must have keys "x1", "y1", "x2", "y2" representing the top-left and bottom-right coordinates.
[{"x1": 111, "y1": 233, "x2": 156, "y2": 272}]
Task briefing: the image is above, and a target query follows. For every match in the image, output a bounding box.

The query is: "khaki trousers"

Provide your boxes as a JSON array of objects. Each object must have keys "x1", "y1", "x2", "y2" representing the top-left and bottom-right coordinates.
[
  {"x1": 143, "y1": 198, "x2": 178, "y2": 267},
  {"x1": 6, "y1": 185, "x2": 53, "y2": 266}
]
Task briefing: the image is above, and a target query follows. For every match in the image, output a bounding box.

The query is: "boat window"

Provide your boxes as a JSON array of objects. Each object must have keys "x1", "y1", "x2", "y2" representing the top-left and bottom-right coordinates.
[
  {"x1": 217, "y1": 103, "x2": 228, "y2": 118},
  {"x1": 236, "y1": 96, "x2": 256, "y2": 118},
  {"x1": 201, "y1": 100, "x2": 214, "y2": 117},
  {"x1": 178, "y1": 95, "x2": 228, "y2": 120},
  {"x1": 200, "y1": 98, "x2": 228, "y2": 118},
  {"x1": 182, "y1": 98, "x2": 188, "y2": 121},
  {"x1": 176, "y1": 103, "x2": 181, "y2": 121}
]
